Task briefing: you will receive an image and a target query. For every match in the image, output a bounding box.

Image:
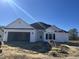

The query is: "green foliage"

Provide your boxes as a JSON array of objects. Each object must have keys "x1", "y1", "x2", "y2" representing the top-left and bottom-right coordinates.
[{"x1": 68, "y1": 28, "x2": 78, "y2": 40}]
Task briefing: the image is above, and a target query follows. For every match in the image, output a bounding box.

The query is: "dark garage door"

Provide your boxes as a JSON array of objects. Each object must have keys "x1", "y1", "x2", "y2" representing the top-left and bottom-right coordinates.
[{"x1": 8, "y1": 32, "x2": 30, "y2": 42}]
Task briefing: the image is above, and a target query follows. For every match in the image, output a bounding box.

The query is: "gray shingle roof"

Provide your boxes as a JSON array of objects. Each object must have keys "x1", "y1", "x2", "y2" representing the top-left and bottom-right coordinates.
[
  {"x1": 31, "y1": 22, "x2": 51, "y2": 30},
  {"x1": 31, "y1": 22, "x2": 68, "y2": 33}
]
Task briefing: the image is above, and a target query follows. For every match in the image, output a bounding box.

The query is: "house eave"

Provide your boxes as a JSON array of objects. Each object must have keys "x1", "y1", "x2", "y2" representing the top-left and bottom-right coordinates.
[
  {"x1": 55, "y1": 31, "x2": 68, "y2": 33},
  {"x1": 4, "y1": 28, "x2": 35, "y2": 30}
]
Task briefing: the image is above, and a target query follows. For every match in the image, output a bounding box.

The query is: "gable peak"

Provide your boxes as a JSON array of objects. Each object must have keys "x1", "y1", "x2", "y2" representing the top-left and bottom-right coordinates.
[{"x1": 16, "y1": 18, "x2": 23, "y2": 21}]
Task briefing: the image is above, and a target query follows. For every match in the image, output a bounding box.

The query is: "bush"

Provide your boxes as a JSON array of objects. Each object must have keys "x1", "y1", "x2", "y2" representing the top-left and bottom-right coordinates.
[{"x1": 51, "y1": 48, "x2": 60, "y2": 52}]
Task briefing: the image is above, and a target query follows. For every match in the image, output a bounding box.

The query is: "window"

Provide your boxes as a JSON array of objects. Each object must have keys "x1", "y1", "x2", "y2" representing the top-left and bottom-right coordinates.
[
  {"x1": 46, "y1": 33, "x2": 52, "y2": 40},
  {"x1": 49, "y1": 34, "x2": 52, "y2": 39},
  {"x1": 53, "y1": 34, "x2": 55, "y2": 40},
  {"x1": 46, "y1": 33, "x2": 55, "y2": 40}
]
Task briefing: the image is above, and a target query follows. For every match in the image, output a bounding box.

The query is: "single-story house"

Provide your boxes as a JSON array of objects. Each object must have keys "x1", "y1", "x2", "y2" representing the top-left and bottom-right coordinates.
[{"x1": 2, "y1": 18, "x2": 69, "y2": 42}]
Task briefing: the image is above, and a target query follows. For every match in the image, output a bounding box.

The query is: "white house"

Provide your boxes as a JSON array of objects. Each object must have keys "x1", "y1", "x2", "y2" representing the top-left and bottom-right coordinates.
[{"x1": 3, "y1": 18, "x2": 69, "y2": 42}]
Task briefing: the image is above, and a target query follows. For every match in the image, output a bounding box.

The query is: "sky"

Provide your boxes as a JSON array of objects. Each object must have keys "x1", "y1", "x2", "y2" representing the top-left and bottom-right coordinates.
[{"x1": 0, "y1": 0, "x2": 79, "y2": 31}]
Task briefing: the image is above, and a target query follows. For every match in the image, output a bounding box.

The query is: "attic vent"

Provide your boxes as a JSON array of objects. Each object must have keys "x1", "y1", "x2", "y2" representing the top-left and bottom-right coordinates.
[{"x1": 18, "y1": 21, "x2": 21, "y2": 24}]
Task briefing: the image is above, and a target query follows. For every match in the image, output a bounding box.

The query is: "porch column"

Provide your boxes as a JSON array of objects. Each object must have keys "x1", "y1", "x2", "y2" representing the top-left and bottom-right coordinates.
[{"x1": 3, "y1": 31, "x2": 8, "y2": 42}]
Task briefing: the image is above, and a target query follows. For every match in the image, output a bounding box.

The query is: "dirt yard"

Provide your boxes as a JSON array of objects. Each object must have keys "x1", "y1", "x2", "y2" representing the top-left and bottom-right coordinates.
[
  {"x1": 0, "y1": 45, "x2": 56, "y2": 59},
  {"x1": 0, "y1": 42, "x2": 79, "y2": 59}
]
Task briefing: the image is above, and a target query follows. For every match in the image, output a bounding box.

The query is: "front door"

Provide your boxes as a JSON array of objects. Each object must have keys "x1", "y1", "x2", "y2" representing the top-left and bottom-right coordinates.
[{"x1": 37, "y1": 31, "x2": 44, "y2": 41}]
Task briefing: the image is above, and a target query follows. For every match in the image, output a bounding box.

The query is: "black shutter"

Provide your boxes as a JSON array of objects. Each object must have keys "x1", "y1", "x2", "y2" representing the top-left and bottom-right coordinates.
[
  {"x1": 46, "y1": 34, "x2": 48, "y2": 40},
  {"x1": 53, "y1": 34, "x2": 55, "y2": 40}
]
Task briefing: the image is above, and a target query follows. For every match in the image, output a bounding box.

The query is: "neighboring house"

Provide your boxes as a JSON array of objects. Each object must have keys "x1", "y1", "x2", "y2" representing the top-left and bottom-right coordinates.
[
  {"x1": 3, "y1": 18, "x2": 69, "y2": 42},
  {"x1": 78, "y1": 32, "x2": 79, "y2": 37},
  {"x1": 0, "y1": 27, "x2": 4, "y2": 41}
]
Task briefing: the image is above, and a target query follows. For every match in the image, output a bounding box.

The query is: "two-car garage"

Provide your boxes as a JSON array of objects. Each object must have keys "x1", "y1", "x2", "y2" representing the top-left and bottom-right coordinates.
[{"x1": 8, "y1": 32, "x2": 30, "y2": 42}]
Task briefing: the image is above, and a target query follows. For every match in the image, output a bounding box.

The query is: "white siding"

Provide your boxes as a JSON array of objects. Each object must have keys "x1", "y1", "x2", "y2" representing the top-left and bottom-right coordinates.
[
  {"x1": 6, "y1": 19, "x2": 33, "y2": 28},
  {"x1": 55, "y1": 32, "x2": 69, "y2": 42}
]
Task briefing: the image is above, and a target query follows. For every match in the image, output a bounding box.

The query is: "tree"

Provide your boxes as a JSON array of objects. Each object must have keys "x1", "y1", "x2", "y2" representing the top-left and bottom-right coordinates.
[{"x1": 68, "y1": 28, "x2": 78, "y2": 40}]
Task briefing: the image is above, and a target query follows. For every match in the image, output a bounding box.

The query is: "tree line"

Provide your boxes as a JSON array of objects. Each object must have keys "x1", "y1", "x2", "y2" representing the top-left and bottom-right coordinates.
[{"x1": 68, "y1": 28, "x2": 79, "y2": 40}]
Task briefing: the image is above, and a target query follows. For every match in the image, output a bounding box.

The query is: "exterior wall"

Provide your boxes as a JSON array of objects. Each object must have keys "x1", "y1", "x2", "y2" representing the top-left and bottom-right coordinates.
[
  {"x1": 55, "y1": 32, "x2": 69, "y2": 42},
  {"x1": 44, "y1": 27, "x2": 69, "y2": 42},
  {"x1": 3, "y1": 29, "x2": 36, "y2": 42}
]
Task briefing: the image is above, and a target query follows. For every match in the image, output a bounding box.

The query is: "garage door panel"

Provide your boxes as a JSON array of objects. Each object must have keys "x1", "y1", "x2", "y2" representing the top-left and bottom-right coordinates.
[{"x1": 8, "y1": 32, "x2": 30, "y2": 42}]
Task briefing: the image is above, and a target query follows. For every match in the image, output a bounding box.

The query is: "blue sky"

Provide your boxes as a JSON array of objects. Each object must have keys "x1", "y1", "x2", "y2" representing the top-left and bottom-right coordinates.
[{"x1": 0, "y1": 0, "x2": 79, "y2": 31}]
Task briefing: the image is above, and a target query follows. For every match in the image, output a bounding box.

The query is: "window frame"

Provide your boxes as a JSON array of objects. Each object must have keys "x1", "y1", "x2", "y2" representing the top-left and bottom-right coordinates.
[{"x1": 45, "y1": 33, "x2": 55, "y2": 40}]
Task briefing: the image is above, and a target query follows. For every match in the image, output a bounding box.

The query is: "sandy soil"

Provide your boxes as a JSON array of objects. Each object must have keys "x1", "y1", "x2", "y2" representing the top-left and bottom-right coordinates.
[{"x1": 0, "y1": 45, "x2": 79, "y2": 59}]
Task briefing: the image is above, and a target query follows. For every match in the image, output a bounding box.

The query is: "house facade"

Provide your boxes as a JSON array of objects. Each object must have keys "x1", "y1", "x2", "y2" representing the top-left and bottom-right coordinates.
[{"x1": 2, "y1": 18, "x2": 69, "y2": 42}]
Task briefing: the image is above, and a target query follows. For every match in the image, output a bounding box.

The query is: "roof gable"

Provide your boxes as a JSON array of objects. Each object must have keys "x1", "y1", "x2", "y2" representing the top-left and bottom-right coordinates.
[
  {"x1": 6, "y1": 18, "x2": 34, "y2": 29},
  {"x1": 46, "y1": 25, "x2": 68, "y2": 33},
  {"x1": 47, "y1": 25, "x2": 62, "y2": 31}
]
